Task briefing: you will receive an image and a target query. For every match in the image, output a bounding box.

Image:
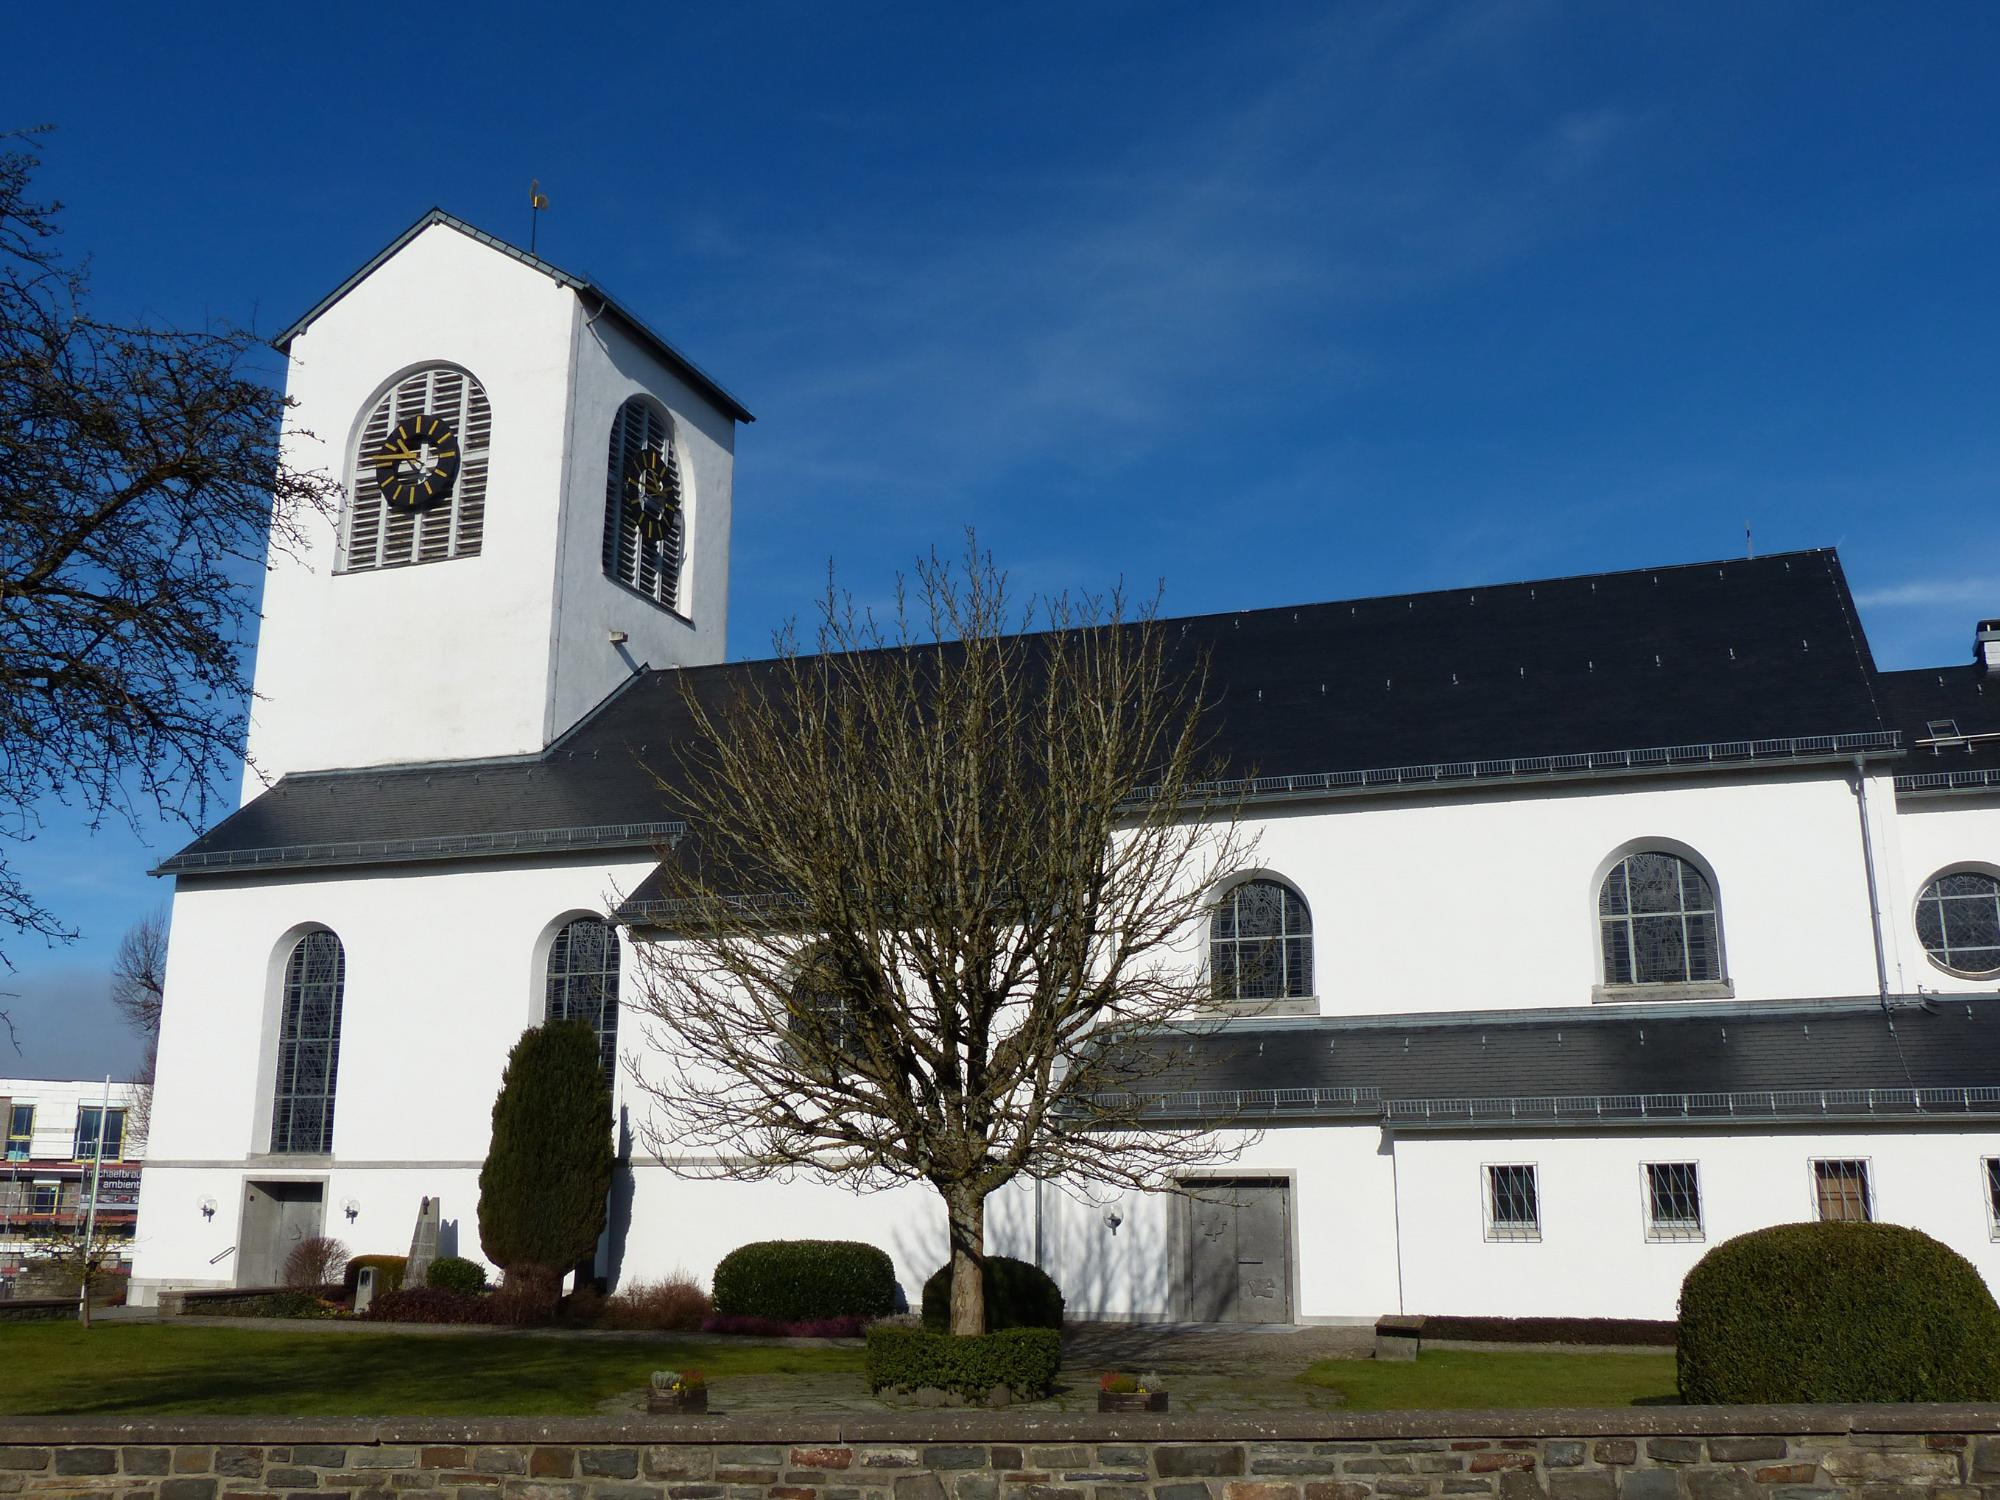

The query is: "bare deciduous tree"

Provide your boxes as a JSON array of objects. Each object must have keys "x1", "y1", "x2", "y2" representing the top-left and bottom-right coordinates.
[
  {"x1": 629, "y1": 543, "x2": 1255, "y2": 1335},
  {"x1": 0, "y1": 132, "x2": 341, "y2": 973},
  {"x1": 110, "y1": 906, "x2": 168, "y2": 1136}
]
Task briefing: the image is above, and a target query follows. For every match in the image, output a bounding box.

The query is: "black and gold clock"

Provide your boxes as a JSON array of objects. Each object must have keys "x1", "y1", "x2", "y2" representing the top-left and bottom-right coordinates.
[
  {"x1": 368, "y1": 414, "x2": 461, "y2": 511},
  {"x1": 624, "y1": 448, "x2": 679, "y2": 545}
]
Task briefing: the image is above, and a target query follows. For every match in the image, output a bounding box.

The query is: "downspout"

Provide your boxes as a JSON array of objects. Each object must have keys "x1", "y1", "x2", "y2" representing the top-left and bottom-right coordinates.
[
  {"x1": 1385, "y1": 1115, "x2": 1406, "y2": 1315},
  {"x1": 1851, "y1": 755, "x2": 1891, "y2": 1010}
]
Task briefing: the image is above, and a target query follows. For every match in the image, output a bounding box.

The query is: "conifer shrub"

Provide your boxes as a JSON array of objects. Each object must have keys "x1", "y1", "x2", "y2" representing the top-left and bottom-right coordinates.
[
  {"x1": 865, "y1": 1325, "x2": 1062, "y2": 1401},
  {"x1": 425, "y1": 1255, "x2": 488, "y2": 1295},
  {"x1": 710, "y1": 1239, "x2": 896, "y2": 1322},
  {"x1": 920, "y1": 1256, "x2": 1064, "y2": 1330},
  {"x1": 476, "y1": 1020, "x2": 614, "y2": 1316},
  {"x1": 1677, "y1": 1221, "x2": 2000, "y2": 1402}
]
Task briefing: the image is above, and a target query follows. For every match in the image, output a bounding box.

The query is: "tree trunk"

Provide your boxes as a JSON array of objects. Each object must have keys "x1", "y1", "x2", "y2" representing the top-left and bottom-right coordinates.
[{"x1": 944, "y1": 1183, "x2": 987, "y2": 1336}]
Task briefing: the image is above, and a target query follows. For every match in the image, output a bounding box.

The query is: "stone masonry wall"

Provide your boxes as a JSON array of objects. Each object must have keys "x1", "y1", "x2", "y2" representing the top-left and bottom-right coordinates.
[{"x1": 2, "y1": 1415, "x2": 1998, "y2": 1500}]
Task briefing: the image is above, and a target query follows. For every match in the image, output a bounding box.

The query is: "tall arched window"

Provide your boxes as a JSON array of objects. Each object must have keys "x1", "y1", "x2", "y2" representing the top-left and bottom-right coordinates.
[
  {"x1": 1599, "y1": 850, "x2": 1722, "y2": 987},
  {"x1": 1915, "y1": 870, "x2": 2000, "y2": 977},
  {"x1": 547, "y1": 918, "x2": 621, "y2": 1083},
  {"x1": 271, "y1": 931, "x2": 345, "y2": 1154},
  {"x1": 344, "y1": 364, "x2": 492, "y2": 570},
  {"x1": 1210, "y1": 878, "x2": 1313, "y2": 1002},
  {"x1": 602, "y1": 397, "x2": 686, "y2": 611}
]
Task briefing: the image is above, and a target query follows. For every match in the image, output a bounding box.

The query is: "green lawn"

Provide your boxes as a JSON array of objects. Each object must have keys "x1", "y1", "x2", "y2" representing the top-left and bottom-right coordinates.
[
  {"x1": 0, "y1": 1324, "x2": 864, "y2": 1416},
  {"x1": 1300, "y1": 1349, "x2": 1679, "y2": 1410}
]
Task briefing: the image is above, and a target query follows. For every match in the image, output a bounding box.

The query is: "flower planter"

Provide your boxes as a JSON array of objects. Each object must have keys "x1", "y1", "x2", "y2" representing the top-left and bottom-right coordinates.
[
  {"x1": 647, "y1": 1388, "x2": 709, "y2": 1414},
  {"x1": 1097, "y1": 1390, "x2": 1168, "y2": 1412}
]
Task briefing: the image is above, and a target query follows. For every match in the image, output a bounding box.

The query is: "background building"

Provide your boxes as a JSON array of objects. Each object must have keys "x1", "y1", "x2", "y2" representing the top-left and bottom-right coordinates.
[{"x1": 1, "y1": 1077, "x2": 145, "y2": 1298}]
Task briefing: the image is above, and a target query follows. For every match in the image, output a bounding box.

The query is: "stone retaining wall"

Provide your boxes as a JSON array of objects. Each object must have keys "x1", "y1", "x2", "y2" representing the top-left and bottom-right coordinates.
[{"x1": 2, "y1": 1413, "x2": 1997, "y2": 1500}]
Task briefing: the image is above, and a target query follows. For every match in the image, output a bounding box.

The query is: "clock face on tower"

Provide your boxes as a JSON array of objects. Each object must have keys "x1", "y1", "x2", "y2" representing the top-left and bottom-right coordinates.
[
  {"x1": 625, "y1": 448, "x2": 678, "y2": 545},
  {"x1": 367, "y1": 413, "x2": 461, "y2": 511}
]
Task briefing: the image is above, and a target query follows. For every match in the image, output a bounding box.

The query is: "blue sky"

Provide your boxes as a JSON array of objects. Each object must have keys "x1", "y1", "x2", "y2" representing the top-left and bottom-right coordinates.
[{"x1": 4, "y1": 2, "x2": 1997, "y2": 1076}]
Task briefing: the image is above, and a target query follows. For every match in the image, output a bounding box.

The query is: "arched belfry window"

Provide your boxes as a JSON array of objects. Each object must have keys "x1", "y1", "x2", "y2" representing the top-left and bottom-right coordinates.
[
  {"x1": 345, "y1": 364, "x2": 492, "y2": 570},
  {"x1": 1599, "y1": 850, "x2": 1722, "y2": 986},
  {"x1": 271, "y1": 931, "x2": 345, "y2": 1154},
  {"x1": 1210, "y1": 878, "x2": 1313, "y2": 1002},
  {"x1": 547, "y1": 918, "x2": 621, "y2": 1083},
  {"x1": 603, "y1": 398, "x2": 687, "y2": 611}
]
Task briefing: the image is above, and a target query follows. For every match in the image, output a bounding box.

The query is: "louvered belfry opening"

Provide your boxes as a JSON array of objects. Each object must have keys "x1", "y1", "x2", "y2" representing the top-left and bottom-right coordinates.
[
  {"x1": 344, "y1": 365, "x2": 492, "y2": 570},
  {"x1": 602, "y1": 397, "x2": 686, "y2": 611}
]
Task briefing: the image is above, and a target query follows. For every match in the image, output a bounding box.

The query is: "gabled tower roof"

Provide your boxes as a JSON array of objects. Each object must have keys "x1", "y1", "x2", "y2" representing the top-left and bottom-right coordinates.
[{"x1": 274, "y1": 208, "x2": 755, "y2": 424}]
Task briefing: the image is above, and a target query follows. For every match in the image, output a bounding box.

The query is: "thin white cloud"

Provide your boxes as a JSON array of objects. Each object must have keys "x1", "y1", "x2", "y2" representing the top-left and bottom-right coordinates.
[{"x1": 1855, "y1": 578, "x2": 2000, "y2": 609}]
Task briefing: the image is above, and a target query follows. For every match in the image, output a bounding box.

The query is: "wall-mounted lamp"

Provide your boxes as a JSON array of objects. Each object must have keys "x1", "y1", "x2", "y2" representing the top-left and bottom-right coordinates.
[
  {"x1": 341, "y1": 1196, "x2": 360, "y2": 1224},
  {"x1": 607, "y1": 630, "x2": 629, "y2": 645},
  {"x1": 198, "y1": 1196, "x2": 217, "y2": 1223},
  {"x1": 1103, "y1": 1210, "x2": 1123, "y2": 1236}
]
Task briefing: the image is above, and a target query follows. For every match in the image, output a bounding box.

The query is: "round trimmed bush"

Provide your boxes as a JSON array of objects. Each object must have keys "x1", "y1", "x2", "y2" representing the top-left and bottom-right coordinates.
[
  {"x1": 425, "y1": 1255, "x2": 488, "y2": 1295},
  {"x1": 711, "y1": 1240, "x2": 896, "y2": 1322},
  {"x1": 921, "y1": 1256, "x2": 1064, "y2": 1331},
  {"x1": 1677, "y1": 1221, "x2": 2000, "y2": 1403}
]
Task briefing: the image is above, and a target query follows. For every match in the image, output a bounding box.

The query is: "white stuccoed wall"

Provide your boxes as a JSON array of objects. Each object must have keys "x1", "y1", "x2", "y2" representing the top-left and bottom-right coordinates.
[{"x1": 242, "y1": 221, "x2": 736, "y2": 793}]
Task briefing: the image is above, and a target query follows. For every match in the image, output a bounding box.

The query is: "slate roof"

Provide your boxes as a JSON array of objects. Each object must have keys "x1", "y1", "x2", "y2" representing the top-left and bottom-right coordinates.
[
  {"x1": 1102, "y1": 996, "x2": 2000, "y2": 1128},
  {"x1": 275, "y1": 210, "x2": 755, "y2": 425},
  {"x1": 163, "y1": 548, "x2": 1905, "y2": 877},
  {"x1": 1878, "y1": 659, "x2": 2000, "y2": 797}
]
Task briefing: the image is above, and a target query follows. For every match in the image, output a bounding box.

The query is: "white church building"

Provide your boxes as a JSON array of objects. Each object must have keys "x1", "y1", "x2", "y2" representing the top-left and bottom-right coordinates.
[{"x1": 130, "y1": 211, "x2": 2000, "y2": 1321}]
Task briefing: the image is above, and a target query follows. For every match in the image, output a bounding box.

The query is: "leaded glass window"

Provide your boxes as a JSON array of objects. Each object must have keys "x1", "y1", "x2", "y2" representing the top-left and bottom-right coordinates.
[
  {"x1": 1915, "y1": 871, "x2": 2000, "y2": 977},
  {"x1": 271, "y1": 931, "x2": 345, "y2": 1155},
  {"x1": 1644, "y1": 1162, "x2": 1703, "y2": 1242},
  {"x1": 1599, "y1": 851, "x2": 1721, "y2": 986},
  {"x1": 1814, "y1": 1159, "x2": 1873, "y2": 1222},
  {"x1": 547, "y1": 918, "x2": 621, "y2": 1084},
  {"x1": 602, "y1": 398, "x2": 686, "y2": 611},
  {"x1": 1210, "y1": 879, "x2": 1313, "y2": 1002},
  {"x1": 1484, "y1": 1163, "x2": 1541, "y2": 1241}
]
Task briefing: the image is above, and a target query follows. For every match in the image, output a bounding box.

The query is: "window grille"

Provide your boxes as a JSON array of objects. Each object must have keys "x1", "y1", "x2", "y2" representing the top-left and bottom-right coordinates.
[
  {"x1": 1644, "y1": 1161, "x2": 1703, "y2": 1242},
  {"x1": 1210, "y1": 878, "x2": 1313, "y2": 1002},
  {"x1": 1484, "y1": 1163, "x2": 1541, "y2": 1241},
  {"x1": 1813, "y1": 1158, "x2": 1873, "y2": 1222},
  {"x1": 270, "y1": 931, "x2": 345, "y2": 1154},
  {"x1": 1914, "y1": 871, "x2": 2000, "y2": 977},
  {"x1": 547, "y1": 917, "x2": 621, "y2": 1086},
  {"x1": 1599, "y1": 851, "x2": 1722, "y2": 986},
  {"x1": 5, "y1": 1104, "x2": 30, "y2": 1161},
  {"x1": 72, "y1": 1107, "x2": 125, "y2": 1163},
  {"x1": 601, "y1": 398, "x2": 686, "y2": 611},
  {"x1": 1985, "y1": 1158, "x2": 2000, "y2": 1241},
  {"x1": 344, "y1": 365, "x2": 491, "y2": 571},
  {"x1": 787, "y1": 947, "x2": 868, "y2": 1074}
]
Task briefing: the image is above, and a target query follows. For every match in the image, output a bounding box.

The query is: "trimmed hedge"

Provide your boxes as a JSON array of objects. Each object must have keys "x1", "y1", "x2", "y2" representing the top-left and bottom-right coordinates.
[
  {"x1": 711, "y1": 1240, "x2": 896, "y2": 1323},
  {"x1": 425, "y1": 1255, "x2": 488, "y2": 1295},
  {"x1": 342, "y1": 1254, "x2": 407, "y2": 1299},
  {"x1": 865, "y1": 1324, "x2": 1062, "y2": 1401},
  {"x1": 920, "y1": 1256, "x2": 1064, "y2": 1331},
  {"x1": 362, "y1": 1286, "x2": 491, "y2": 1325},
  {"x1": 1677, "y1": 1220, "x2": 2000, "y2": 1403}
]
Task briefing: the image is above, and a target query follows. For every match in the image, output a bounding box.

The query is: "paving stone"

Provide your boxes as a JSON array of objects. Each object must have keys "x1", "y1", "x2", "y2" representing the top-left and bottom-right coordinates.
[
  {"x1": 1005, "y1": 1489, "x2": 1083, "y2": 1500},
  {"x1": 1097, "y1": 1457, "x2": 1145, "y2": 1474},
  {"x1": 1033, "y1": 1456, "x2": 1091, "y2": 1474},
  {"x1": 793, "y1": 1454, "x2": 854, "y2": 1473},
  {"x1": 1543, "y1": 1449, "x2": 1585, "y2": 1472},
  {"x1": 926, "y1": 1455, "x2": 987, "y2": 1474},
  {"x1": 498, "y1": 1483, "x2": 585, "y2": 1500},
  {"x1": 1157, "y1": 1456, "x2": 1244, "y2": 1483},
  {"x1": 1497, "y1": 1473, "x2": 1547, "y2": 1500},
  {"x1": 1620, "y1": 1473, "x2": 1680, "y2": 1500},
  {"x1": 952, "y1": 1477, "x2": 999, "y2": 1500},
  {"x1": 440, "y1": 1473, "x2": 502, "y2": 1487},
  {"x1": 528, "y1": 1456, "x2": 573, "y2": 1482},
  {"x1": 1443, "y1": 1484, "x2": 1497, "y2": 1497},
  {"x1": 642, "y1": 1454, "x2": 711, "y2": 1483},
  {"x1": 1378, "y1": 1481, "x2": 1435, "y2": 1497},
  {"x1": 1971, "y1": 1445, "x2": 2000, "y2": 1484},
  {"x1": 353, "y1": 1454, "x2": 421, "y2": 1472},
  {"x1": 1647, "y1": 1446, "x2": 1703, "y2": 1468},
  {"x1": 219, "y1": 1450, "x2": 270, "y2": 1478},
  {"x1": 391, "y1": 1473, "x2": 439, "y2": 1490},
  {"x1": 269, "y1": 1471, "x2": 322, "y2": 1488},
  {"x1": 580, "y1": 1456, "x2": 639, "y2": 1482},
  {"x1": 1752, "y1": 1469, "x2": 1817, "y2": 1486},
  {"x1": 1820, "y1": 1454, "x2": 1961, "y2": 1484},
  {"x1": 1593, "y1": 1450, "x2": 1637, "y2": 1470},
  {"x1": 54, "y1": 1451, "x2": 118, "y2": 1476},
  {"x1": 1222, "y1": 1485, "x2": 1298, "y2": 1500},
  {"x1": 588, "y1": 1488, "x2": 663, "y2": 1500},
  {"x1": 1549, "y1": 1475, "x2": 1615, "y2": 1500},
  {"x1": 1158, "y1": 1487, "x2": 1217, "y2": 1500},
  {"x1": 127, "y1": 1451, "x2": 176, "y2": 1477},
  {"x1": 1684, "y1": 1474, "x2": 1757, "y2": 1500},
  {"x1": 295, "y1": 1453, "x2": 350, "y2": 1471},
  {"x1": 1469, "y1": 1459, "x2": 1534, "y2": 1476},
  {"x1": 664, "y1": 1488, "x2": 722, "y2": 1500},
  {"x1": 472, "y1": 1455, "x2": 529, "y2": 1479},
  {"x1": 177, "y1": 1451, "x2": 218, "y2": 1475},
  {"x1": 1707, "y1": 1446, "x2": 1786, "y2": 1465},
  {"x1": 1249, "y1": 1463, "x2": 1332, "y2": 1479},
  {"x1": 1925, "y1": 1442, "x2": 1967, "y2": 1455},
  {"x1": 163, "y1": 1481, "x2": 221, "y2": 1500},
  {"x1": 0, "y1": 1454, "x2": 48, "y2": 1473},
  {"x1": 425, "y1": 1454, "x2": 472, "y2": 1473},
  {"x1": 895, "y1": 1478, "x2": 947, "y2": 1500},
  {"x1": 862, "y1": 1455, "x2": 923, "y2": 1472},
  {"x1": 1346, "y1": 1462, "x2": 1416, "y2": 1477}
]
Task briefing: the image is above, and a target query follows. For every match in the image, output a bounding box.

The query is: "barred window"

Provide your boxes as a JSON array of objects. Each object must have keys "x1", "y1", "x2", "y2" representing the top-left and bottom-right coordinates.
[
  {"x1": 1599, "y1": 851, "x2": 1722, "y2": 986},
  {"x1": 1211, "y1": 879, "x2": 1313, "y2": 1002},
  {"x1": 344, "y1": 364, "x2": 492, "y2": 571},
  {"x1": 1814, "y1": 1159, "x2": 1873, "y2": 1222},
  {"x1": 1644, "y1": 1162, "x2": 1703, "y2": 1242},
  {"x1": 271, "y1": 931, "x2": 345, "y2": 1155},
  {"x1": 1915, "y1": 871, "x2": 2000, "y2": 977},
  {"x1": 546, "y1": 918, "x2": 621, "y2": 1085},
  {"x1": 1484, "y1": 1163, "x2": 1541, "y2": 1242},
  {"x1": 1984, "y1": 1158, "x2": 2000, "y2": 1240},
  {"x1": 787, "y1": 946, "x2": 871, "y2": 1075},
  {"x1": 602, "y1": 398, "x2": 687, "y2": 611}
]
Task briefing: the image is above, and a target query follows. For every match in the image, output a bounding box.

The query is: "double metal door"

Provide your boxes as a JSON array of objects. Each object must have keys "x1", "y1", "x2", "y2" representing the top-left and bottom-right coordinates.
[{"x1": 1186, "y1": 1178, "x2": 1292, "y2": 1323}]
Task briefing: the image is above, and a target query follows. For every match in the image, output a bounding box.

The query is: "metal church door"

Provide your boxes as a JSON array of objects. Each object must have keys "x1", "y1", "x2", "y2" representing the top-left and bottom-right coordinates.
[
  {"x1": 1186, "y1": 1179, "x2": 1292, "y2": 1323},
  {"x1": 238, "y1": 1180, "x2": 324, "y2": 1286}
]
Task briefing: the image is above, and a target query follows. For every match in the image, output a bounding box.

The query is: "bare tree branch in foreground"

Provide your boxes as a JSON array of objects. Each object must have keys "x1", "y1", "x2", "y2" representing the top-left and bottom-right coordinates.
[{"x1": 628, "y1": 541, "x2": 1256, "y2": 1334}]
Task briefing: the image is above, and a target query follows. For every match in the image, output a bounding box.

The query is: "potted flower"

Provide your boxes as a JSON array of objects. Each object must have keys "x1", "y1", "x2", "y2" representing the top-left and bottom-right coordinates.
[
  {"x1": 1097, "y1": 1371, "x2": 1168, "y2": 1412},
  {"x1": 647, "y1": 1369, "x2": 709, "y2": 1414}
]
